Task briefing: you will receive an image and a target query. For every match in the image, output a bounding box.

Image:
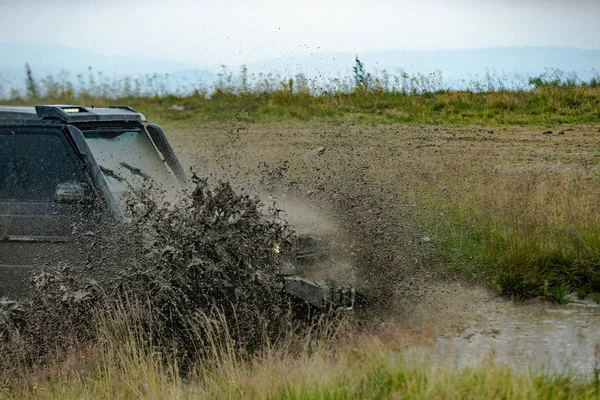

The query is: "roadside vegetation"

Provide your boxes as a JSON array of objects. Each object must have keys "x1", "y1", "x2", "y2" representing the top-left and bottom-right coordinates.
[
  {"x1": 2, "y1": 61, "x2": 600, "y2": 126},
  {"x1": 418, "y1": 160, "x2": 600, "y2": 302}
]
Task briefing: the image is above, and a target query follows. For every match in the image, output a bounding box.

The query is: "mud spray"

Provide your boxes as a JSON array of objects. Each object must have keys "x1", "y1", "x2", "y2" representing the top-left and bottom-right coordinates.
[
  {"x1": 0, "y1": 120, "x2": 438, "y2": 380},
  {"x1": 0, "y1": 178, "x2": 310, "y2": 378},
  {"x1": 186, "y1": 120, "x2": 458, "y2": 321}
]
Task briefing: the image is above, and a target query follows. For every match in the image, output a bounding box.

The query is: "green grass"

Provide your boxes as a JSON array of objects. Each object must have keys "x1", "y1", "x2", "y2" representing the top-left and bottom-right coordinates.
[
  {"x1": 6, "y1": 86, "x2": 600, "y2": 127},
  {"x1": 2, "y1": 310, "x2": 598, "y2": 400},
  {"x1": 3, "y1": 67, "x2": 600, "y2": 127},
  {"x1": 420, "y1": 190, "x2": 600, "y2": 301},
  {"x1": 9, "y1": 352, "x2": 595, "y2": 399}
]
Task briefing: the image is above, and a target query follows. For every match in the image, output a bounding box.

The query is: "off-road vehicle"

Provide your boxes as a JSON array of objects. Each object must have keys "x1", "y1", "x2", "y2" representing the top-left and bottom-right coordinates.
[{"x1": 0, "y1": 105, "x2": 356, "y2": 309}]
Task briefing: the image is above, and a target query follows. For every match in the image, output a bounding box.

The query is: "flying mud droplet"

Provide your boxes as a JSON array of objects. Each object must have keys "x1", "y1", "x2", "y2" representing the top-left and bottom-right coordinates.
[{"x1": 0, "y1": 179, "x2": 337, "y2": 376}]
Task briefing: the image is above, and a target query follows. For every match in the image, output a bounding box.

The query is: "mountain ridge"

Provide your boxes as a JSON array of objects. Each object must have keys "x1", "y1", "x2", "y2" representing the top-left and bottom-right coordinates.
[{"x1": 1, "y1": 42, "x2": 599, "y2": 93}]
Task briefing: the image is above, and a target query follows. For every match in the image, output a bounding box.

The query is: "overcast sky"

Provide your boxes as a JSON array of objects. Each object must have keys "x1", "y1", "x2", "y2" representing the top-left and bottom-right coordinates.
[{"x1": 1, "y1": 0, "x2": 599, "y2": 68}]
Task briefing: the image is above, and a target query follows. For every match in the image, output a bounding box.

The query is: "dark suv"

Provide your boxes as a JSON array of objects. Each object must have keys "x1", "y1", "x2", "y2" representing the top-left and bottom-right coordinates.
[
  {"x1": 0, "y1": 105, "x2": 187, "y2": 297},
  {"x1": 0, "y1": 105, "x2": 357, "y2": 309}
]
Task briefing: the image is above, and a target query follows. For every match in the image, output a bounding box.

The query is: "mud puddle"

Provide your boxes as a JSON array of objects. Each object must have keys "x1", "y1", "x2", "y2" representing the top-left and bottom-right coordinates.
[{"x1": 432, "y1": 296, "x2": 600, "y2": 376}]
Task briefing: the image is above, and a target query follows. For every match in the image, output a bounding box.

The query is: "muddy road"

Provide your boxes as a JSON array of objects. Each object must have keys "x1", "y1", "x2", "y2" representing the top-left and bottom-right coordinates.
[{"x1": 166, "y1": 121, "x2": 600, "y2": 375}]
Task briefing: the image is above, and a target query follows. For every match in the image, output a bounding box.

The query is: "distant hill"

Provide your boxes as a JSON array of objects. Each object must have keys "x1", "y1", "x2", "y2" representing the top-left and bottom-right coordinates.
[
  {"x1": 1, "y1": 42, "x2": 599, "y2": 95},
  {"x1": 0, "y1": 42, "x2": 216, "y2": 94},
  {"x1": 246, "y1": 47, "x2": 600, "y2": 84}
]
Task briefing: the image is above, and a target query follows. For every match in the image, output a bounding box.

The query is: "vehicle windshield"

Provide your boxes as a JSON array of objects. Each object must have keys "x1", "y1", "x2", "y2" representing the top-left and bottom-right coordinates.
[{"x1": 83, "y1": 129, "x2": 177, "y2": 208}]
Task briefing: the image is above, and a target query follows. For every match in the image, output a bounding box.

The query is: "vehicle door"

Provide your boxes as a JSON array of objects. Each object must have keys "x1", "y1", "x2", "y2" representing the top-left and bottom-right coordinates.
[{"x1": 0, "y1": 125, "x2": 103, "y2": 296}]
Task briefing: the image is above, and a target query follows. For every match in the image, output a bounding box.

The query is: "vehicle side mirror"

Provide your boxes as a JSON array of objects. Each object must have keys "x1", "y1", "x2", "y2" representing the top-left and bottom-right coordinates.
[{"x1": 54, "y1": 181, "x2": 89, "y2": 203}]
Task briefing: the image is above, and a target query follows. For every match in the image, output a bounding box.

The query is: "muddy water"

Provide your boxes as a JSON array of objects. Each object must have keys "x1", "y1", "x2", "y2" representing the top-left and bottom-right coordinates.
[{"x1": 433, "y1": 297, "x2": 600, "y2": 376}]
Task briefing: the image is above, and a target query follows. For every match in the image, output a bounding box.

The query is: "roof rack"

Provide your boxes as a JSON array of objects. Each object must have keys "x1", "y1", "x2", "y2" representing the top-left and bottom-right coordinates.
[
  {"x1": 109, "y1": 105, "x2": 146, "y2": 122},
  {"x1": 0, "y1": 105, "x2": 147, "y2": 125},
  {"x1": 109, "y1": 105, "x2": 139, "y2": 113},
  {"x1": 34, "y1": 105, "x2": 144, "y2": 123}
]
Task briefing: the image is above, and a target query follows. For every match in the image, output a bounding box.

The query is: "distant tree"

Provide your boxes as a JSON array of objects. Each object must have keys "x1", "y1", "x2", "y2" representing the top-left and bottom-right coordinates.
[{"x1": 25, "y1": 63, "x2": 38, "y2": 98}]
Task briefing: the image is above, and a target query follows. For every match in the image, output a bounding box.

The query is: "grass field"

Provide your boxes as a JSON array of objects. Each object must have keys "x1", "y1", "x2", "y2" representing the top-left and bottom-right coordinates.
[
  {"x1": 2, "y1": 69, "x2": 600, "y2": 398},
  {"x1": 6, "y1": 342, "x2": 599, "y2": 399},
  {"x1": 161, "y1": 119, "x2": 600, "y2": 302},
  {"x1": 3, "y1": 311, "x2": 599, "y2": 400},
  {"x1": 4, "y1": 66, "x2": 600, "y2": 126},
  {"x1": 6, "y1": 84, "x2": 600, "y2": 127}
]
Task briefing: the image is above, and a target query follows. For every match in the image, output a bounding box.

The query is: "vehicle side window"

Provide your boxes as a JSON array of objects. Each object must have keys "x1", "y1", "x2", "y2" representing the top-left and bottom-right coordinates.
[{"x1": 0, "y1": 132, "x2": 87, "y2": 201}]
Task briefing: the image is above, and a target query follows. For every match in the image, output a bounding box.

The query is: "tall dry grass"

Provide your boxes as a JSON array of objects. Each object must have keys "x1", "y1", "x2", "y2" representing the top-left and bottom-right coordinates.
[
  {"x1": 2, "y1": 305, "x2": 598, "y2": 399},
  {"x1": 412, "y1": 132, "x2": 600, "y2": 299}
]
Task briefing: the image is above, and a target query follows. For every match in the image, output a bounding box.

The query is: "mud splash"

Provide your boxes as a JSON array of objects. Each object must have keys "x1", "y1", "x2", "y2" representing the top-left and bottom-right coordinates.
[{"x1": 0, "y1": 178, "x2": 301, "y2": 377}]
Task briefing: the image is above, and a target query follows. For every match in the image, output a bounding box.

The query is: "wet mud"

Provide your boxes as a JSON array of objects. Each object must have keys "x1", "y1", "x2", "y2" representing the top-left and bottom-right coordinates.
[{"x1": 434, "y1": 296, "x2": 600, "y2": 376}]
